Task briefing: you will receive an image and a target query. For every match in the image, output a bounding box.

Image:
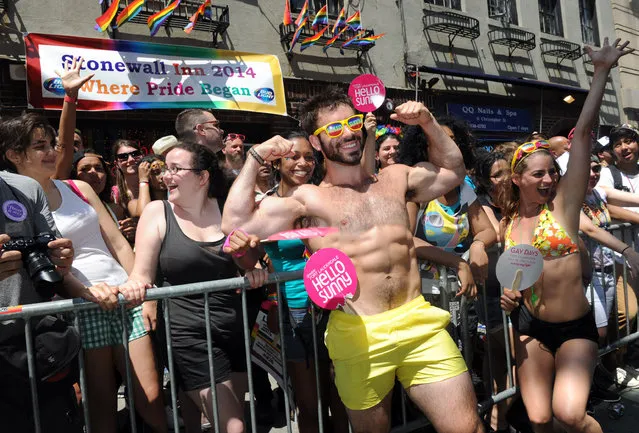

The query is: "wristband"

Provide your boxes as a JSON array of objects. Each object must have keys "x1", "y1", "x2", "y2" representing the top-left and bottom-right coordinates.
[
  {"x1": 248, "y1": 147, "x2": 265, "y2": 165},
  {"x1": 139, "y1": 181, "x2": 149, "y2": 186},
  {"x1": 224, "y1": 228, "x2": 248, "y2": 258},
  {"x1": 64, "y1": 94, "x2": 77, "y2": 104},
  {"x1": 621, "y1": 246, "x2": 631, "y2": 255}
]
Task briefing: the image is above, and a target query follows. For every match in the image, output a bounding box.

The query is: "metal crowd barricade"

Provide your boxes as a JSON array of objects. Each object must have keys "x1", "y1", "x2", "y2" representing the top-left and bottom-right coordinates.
[{"x1": 4, "y1": 223, "x2": 639, "y2": 433}]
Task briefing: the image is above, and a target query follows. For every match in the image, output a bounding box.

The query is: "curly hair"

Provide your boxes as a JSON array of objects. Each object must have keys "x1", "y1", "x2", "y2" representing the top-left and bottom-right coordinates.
[
  {"x1": 474, "y1": 149, "x2": 506, "y2": 197},
  {"x1": 298, "y1": 86, "x2": 353, "y2": 136},
  {"x1": 438, "y1": 116, "x2": 476, "y2": 170},
  {"x1": 396, "y1": 125, "x2": 429, "y2": 166}
]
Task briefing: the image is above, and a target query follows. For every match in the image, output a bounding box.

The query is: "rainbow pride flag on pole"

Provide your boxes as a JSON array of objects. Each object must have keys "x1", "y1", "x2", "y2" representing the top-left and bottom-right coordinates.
[
  {"x1": 323, "y1": 25, "x2": 348, "y2": 52},
  {"x1": 288, "y1": 16, "x2": 308, "y2": 53},
  {"x1": 283, "y1": 0, "x2": 292, "y2": 26},
  {"x1": 352, "y1": 33, "x2": 385, "y2": 45},
  {"x1": 300, "y1": 26, "x2": 328, "y2": 51},
  {"x1": 184, "y1": 0, "x2": 211, "y2": 34},
  {"x1": 345, "y1": 10, "x2": 361, "y2": 31},
  {"x1": 332, "y1": 7, "x2": 346, "y2": 34},
  {"x1": 294, "y1": 0, "x2": 308, "y2": 26},
  {"x1": 342, "y1": 30, "x2": 363, "y2": 48},
  {"x1": 115, "y1": 0, "x2": 145, "y2": 28},
  {"x1": 311, "y1": 4, "x2": 328, "y2": 30},
  {"x1": 94, "y1": 0, "x2": 120, "y2": 32},
  {"x1": 148, "y1": 0, "x2": 181, "y2": 36}
]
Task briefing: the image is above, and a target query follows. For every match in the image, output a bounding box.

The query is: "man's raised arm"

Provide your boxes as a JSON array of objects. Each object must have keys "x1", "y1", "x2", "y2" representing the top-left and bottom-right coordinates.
[
  {"x1": 221, "y1": 136, "x2": 305, "y2": 237},
  {"x1": 391, "y1": 101, "x2": 466, "y2": 203}
]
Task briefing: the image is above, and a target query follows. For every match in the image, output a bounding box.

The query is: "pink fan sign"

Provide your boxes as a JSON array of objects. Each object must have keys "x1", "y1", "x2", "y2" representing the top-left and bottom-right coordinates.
[
  {"x1": 263, "y1": 227, "x2": 338, "y2": 242},
  {"x1": 348, "y1": 74, "x2": 386, "y2": 112},
  {"x1": 303, "y1": 248, "x2": 358, "y2": 310}
]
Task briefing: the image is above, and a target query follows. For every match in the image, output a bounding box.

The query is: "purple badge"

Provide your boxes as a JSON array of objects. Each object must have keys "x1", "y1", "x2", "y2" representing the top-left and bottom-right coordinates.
[{"x1": 2, "y1": 200, "x2": 27, "y2": 222}]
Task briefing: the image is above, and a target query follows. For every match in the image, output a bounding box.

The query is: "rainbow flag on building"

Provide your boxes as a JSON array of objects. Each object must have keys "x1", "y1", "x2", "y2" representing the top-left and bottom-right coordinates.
[
  {"x1": 184, "y1": 0, "x2": 211, "y2": 34},
  {"x1": 311, "y1": 4, "x2": 328, "y2": 30},
  {"x1": 332, "y1": 7, "x2": 346, "y2": 34},
  {"x1": 115, "y1": 0, "x2": 145, "y2": 28},
  {"x1": 342, "y1": 30, "x2": 363, "y2": 48},
  {"x1": 345, "y1": 10, "x2": 361, "y2": 31},
  {"x1": 323, "y1": 25, "x2": 348, "y2": 52},
  {"x1": 94, "y1": 0, "x2": 120, "y2": 32},
  {"x1": 300, "y1": 26, "x2": 328, "y2": 51},
  {"x1": 288, "y1": 16, "x2": 308, "y2": 53},
  {"x1": 148, "y1": 0, "x2": 181, "y2": 36},
  {"x1": 283, "y1": 0, "x2": 292, "y2": 26},
  {"x1": 352, "y1": 33, "x2": 385, "y2": 45},
  {"x1": 294, "y1": 0, "x2": 308, "y2": 26}
]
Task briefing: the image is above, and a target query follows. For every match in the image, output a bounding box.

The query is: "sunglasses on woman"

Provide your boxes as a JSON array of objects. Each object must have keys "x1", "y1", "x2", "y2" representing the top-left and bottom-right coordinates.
[
  {"x1": 116, "y1": 150, "x2": 143, "y2": 162},
  {"x1": 511, "y1": 140, "x2": 551, "y2": 171},
  {"x1": 313, "y1": 114, "x2": 364, "y2": 138}
]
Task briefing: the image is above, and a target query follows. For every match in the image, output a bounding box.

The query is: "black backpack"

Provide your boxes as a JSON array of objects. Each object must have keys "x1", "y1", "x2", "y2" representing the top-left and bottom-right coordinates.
[{"x1": 608, "y1": 165, "x2": 631, "y2": 192}]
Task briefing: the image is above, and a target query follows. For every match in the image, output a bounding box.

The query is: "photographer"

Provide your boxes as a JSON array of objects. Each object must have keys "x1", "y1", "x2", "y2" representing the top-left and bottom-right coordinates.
[{"x1": 0, "y1": 169, "x2": 99, "y2": 433}]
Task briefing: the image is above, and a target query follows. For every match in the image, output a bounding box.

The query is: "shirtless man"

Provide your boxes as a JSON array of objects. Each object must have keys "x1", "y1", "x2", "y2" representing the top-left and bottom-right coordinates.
[{"x1": 222, "y1": 88, "x2": 483, "y2": 433}]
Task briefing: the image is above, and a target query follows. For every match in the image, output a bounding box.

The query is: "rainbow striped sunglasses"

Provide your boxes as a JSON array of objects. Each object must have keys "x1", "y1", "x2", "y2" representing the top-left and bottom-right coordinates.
[
  {"x1": 313, "y1": 114, "x2": 364, "y2": 138},
  {"x1": 511, "y1": 140, "x2": 551, "y2": 172}
]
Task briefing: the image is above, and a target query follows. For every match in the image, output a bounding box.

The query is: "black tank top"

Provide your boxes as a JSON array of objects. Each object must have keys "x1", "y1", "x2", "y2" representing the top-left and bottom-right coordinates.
[{"x1": 158, "y1": 201, "x2": 241, "y2": 338}]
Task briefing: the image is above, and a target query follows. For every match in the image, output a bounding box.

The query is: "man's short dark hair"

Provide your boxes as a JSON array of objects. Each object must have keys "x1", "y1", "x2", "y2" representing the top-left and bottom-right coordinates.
[
  {"x1": 175, "y1": 109, "x2": 213, "y2": 141},
  {"x1": 610, "y1": 126, "x2": 639, "y2": 147},
  {"x1": 299, "y1": 86, "x2": 354, "y2": 136}
]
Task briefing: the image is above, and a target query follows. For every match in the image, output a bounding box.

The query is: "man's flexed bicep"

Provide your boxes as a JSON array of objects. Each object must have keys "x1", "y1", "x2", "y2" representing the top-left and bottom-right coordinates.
[
  {"x1": 406, "y1": 162, "x2": 464, "y2": 204},
  {"x1": 223, "y1": 195, "x2": 305, "y2": 239}
]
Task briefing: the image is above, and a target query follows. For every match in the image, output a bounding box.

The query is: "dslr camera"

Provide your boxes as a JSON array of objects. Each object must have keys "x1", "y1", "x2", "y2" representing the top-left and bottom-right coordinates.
[{"x1": 2, "y1": 233, "x2": 63, "y2": 298}]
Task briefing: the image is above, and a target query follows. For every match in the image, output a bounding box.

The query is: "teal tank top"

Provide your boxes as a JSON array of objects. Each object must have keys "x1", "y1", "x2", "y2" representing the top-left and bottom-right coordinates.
[{"x1": 263, "y1": 239, "x2": 308, "y2": 309}]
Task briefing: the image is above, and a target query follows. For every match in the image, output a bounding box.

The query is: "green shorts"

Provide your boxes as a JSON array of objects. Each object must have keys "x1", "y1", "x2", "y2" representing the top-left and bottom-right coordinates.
[{"x1": 78, "y1": 305, "x2": 147, "y2": 349}]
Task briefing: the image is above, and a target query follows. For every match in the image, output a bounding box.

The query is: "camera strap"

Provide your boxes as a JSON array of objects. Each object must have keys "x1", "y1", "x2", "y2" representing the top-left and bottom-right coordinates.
[{"x1": 0, "y1": 176, "x2": 34, "y2": 240}]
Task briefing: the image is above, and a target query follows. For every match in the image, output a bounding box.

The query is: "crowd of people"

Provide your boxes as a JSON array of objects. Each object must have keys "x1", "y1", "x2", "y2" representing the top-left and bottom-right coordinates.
[{"x1": 0, "y1": 39, "x2": 636, "y2": 433}]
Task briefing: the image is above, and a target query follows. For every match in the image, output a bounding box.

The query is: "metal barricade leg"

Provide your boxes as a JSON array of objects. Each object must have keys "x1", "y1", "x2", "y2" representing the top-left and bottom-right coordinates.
[
  {"x1": 74, "y1": 314, "x2": 92, "y2": 433},
  {"x1": 163, "y1": 299, "x2": 181, "y2": 433},
  {"x1": 241, "y1": 289, "x2": 257, "y2": 433},
  {"x1": 275, "y1": 282, "x2": 294, "y2": 433},
  {"x1": 204, "y1": 294, "x2": 221, "y2": 433},
  {"x1": 25, "y1": 317, "x2": 42, "y2": 433},
  {"x1": 310, "y1": 306, "x2": 325, "y2": 433},
  {"x1": 119, "y1": 304, "x2": 137, "y2": 432}
]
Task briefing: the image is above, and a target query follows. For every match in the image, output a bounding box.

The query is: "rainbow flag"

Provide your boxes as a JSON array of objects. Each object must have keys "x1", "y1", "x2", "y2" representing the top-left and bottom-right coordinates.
[
  {"x1": 352, "y1": 33, "x2": 385, "y2": 45},
  {"x1": 184, "y1": 0, "x2": 211, "y2": 34},
  {"x1": 115, "y1": 0, "x2": 145, "y2": 28},
  {"x1": 300, "y1": 26, "x2": 328, "y2": 51},
  {"x1": 148, "y1": 0, "x2": 181, "y2": 36},
  {"x1": 345, "y1": 10, "x2": 361, "y2": 31},
  {"x1": 323, "y1": 25, "x2": 348, "y2": 52},
  {"x1": 283, "y1": 0, "x2": 292, "y2": 26},
  {"x1": 288, "y1": 16, "x2": 308, "y2": 53},
  {"x1": 94, "y1": 0, "x2": 120, "y2": 32},
  {"x1": 294, "y1": 0, "x2": 308, "y2": 26},
  {"x1": 342, "y1": 30, "x2": 363, "y2": 48},
  {"x1": 332, "y1": 7, "x2": 346, "y2": 34},
  {"x1": 311, "y1": 4, "x2": 328, "y2": 30}
]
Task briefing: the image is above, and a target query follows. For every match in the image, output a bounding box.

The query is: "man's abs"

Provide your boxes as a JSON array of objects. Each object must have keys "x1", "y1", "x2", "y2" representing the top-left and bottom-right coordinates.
[{"x1": 308, "y1": 225, "x2": 422, "y2": 315}]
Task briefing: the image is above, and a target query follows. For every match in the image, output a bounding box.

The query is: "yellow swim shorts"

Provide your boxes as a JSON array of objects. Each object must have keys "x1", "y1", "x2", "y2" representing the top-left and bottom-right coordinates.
[{"x1": 325, "y1": 295, "x2": 467, "y2": 410}]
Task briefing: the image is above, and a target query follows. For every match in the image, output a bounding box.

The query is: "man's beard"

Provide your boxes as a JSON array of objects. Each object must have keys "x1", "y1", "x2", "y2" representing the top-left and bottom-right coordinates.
[{"x1": 321, "y1": 137, "x2": 363, "y2": 166}]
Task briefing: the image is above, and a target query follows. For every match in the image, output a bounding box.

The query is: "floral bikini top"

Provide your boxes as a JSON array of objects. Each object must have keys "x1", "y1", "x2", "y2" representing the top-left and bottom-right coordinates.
[{"x1": 505, "y1": 204, "x2": 579, "y2": 258}]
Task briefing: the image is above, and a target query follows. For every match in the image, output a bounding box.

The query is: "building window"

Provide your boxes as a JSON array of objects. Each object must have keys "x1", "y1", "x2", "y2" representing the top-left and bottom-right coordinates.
[
  {"x1": 292, "y1": 0, "x2": 343, "y2": 17},
  {"x1": 424, "y1": 0, "x2": 462, "y2": 10},
  {"x1": 538, "y1": 0, "x2": 563, "y2": 36},
  {"x1": 487, "y1": 0, "x2": 518, "y2": 25},
  {"x1": 579, "y1": 0, "x2": 599, "y2": 45}
]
